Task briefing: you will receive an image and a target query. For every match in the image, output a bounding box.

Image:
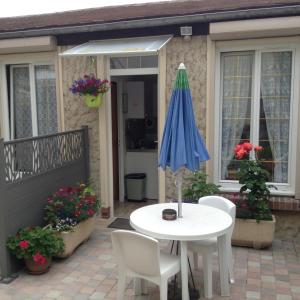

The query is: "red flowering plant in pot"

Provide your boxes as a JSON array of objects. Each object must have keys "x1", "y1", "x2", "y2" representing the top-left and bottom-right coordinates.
[
  {"x1": 69, "y1": 74, "x2": 110, "y2": 108},
  {"x1": 6, "y1": 226, "x2": 64, "y2": 275},
  {"x1": 44, "y1": 183, "x2": 99, "y2": 231},
  {"x1": 234, "y1": 142, "x2": 275, "y2": 222},
  {"x1": 44, "y1": 183, "x2": 99, "y2": 257}
]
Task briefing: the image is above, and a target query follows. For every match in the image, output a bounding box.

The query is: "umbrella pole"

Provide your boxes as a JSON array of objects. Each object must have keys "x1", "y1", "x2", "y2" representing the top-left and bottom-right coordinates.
[{"x1": 177, "y1": 171, "x2": 183, "y2": 218}]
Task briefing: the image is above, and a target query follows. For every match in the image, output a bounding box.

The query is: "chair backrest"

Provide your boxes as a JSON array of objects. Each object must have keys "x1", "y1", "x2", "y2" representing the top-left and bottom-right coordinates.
[
  {"x1": 198, "y1": 196, "x2": 236, "y2": 235},
  {"x1": 111, "y1": 230, "x2": 161, "y2": 277}
]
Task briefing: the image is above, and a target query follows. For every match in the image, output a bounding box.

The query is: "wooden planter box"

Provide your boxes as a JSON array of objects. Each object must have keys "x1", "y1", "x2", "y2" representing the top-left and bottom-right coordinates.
[
  {"x1": 232, "y1": 216, "x2": 276, "y2": 249},
  {"x1": 56, "y1": 216, "x2": 96, "y2": 258}
]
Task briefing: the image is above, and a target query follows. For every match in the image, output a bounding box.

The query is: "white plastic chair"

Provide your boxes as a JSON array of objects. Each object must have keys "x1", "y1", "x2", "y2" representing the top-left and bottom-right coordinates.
[
  {"x1": 111, "y1": 229, "x2": 180, "y2": 300},
  {"x1": 188, "y1": 196, "x2": 236, "y2": 298}
]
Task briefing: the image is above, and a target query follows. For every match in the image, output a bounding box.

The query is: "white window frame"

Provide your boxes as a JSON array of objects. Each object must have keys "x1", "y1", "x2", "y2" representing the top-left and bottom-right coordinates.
[
  {"x1": 0, "y1": 53, "x2": 58, "y2": 141},
  {"x1": 214, "y1": 38, "x2": 300, "y2": 195}
]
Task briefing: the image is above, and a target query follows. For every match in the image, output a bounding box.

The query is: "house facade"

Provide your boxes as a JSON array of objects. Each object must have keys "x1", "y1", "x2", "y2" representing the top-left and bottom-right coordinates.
[{"x1": 1, "y1": 0, "x2": 300, "y2": 235}]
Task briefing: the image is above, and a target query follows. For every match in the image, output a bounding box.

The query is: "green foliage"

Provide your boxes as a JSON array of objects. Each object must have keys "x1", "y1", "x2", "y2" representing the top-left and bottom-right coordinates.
[
  {"x1": 237, "y1": 158, "x2": 274, "y2": 222},
  {"x1": 6, "y1": 226, "x2": 64, "y2": 260},
  {"x1": 183, "y1": 172, "x2": 220, "y2": 203},
  {"x1": 44, "y1": 183, "x2": 100, "y2": 231}
]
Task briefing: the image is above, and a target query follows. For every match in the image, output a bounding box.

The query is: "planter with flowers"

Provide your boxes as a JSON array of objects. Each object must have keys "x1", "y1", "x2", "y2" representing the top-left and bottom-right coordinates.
[
  {"x1": 70, "y1": 74, "x2": 110, "y2": 108},
  {"x1": 231, "y1": 142, "x2": 276, "y2": 249},
  {"x1": 45, "y1": 183, "x2": 99, "y2": 257},
  {"x1": 6, "y1": 226, "x2": 64, "y2": 275}
]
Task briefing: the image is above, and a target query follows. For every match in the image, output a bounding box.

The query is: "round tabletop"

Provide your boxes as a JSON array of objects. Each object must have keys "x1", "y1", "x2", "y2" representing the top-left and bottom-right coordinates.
[{"x1": 130, "y1": 203, "x2": 233, "y2": 241}]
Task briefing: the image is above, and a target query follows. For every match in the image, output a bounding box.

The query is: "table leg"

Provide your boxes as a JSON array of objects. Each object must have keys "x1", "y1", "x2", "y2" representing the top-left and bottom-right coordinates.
[
  {"x1": 180, "y1": 241, "x2": 190, "y2": 300},
  {"x1": 217, "y1": 234, "x2": 230, "y2": 296},
  {"x1": 133, "y1": 278, "x2": 142, "y2": 295}
]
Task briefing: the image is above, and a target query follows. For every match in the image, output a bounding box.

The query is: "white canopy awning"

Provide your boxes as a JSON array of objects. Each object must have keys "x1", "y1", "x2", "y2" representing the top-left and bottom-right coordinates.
[{"x1": 60, "y1": 35, "x2": 172, "y2": 57}]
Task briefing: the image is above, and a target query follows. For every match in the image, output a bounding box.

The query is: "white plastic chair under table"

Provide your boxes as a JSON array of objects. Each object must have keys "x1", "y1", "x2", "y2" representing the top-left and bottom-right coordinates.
[
  {"x1": 111, "y1": 229, "x2": 180, "y2": 300},
  {"x1": 188, "y1": 196, "x2": 236, "y2": 298}
]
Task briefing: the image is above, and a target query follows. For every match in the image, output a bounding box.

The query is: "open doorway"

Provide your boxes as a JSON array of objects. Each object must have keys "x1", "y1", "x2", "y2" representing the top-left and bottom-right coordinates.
[{"x1": 111, "y1": 75, "x2": 158, "y2": 217}]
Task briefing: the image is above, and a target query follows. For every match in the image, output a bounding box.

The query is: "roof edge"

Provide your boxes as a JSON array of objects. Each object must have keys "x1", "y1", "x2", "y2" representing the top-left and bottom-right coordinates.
[{"x1": 0, "y1": 4, "x2": 300, "y2": 39}]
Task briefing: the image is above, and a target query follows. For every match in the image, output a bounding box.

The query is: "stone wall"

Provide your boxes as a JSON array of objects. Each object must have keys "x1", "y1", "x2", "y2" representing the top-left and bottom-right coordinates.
[
  {"x1": 60, "y1": 48, "x2": 100, "y2": 197},
  {"x1": 165, "y1": 36, "x2": 207, "y2": 200}
]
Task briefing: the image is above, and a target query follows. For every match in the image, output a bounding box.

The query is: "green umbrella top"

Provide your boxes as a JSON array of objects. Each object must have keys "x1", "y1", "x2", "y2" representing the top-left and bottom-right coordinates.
[{"x1": 174, "y1": 63, "x2": 190, "y2": 90}]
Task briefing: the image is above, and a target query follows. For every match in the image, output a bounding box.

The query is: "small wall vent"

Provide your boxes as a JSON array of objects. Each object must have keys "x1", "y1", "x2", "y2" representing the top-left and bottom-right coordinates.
[{"x1": 180, "y1": 26, "x2": 193, "y2": 36}]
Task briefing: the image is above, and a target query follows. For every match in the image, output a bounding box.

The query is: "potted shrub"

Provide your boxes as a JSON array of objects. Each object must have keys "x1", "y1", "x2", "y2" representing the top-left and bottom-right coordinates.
[
  {"x1": 45, "y1": 183, "x2": 100, "y2": 257},
  {"x1": 69, "y1": 74, "x2": 110, "y2": 108},
  {"x1": 183, "y1": 172, "x2": 220, "y2": 203},
  {"x1": 6, "y1": 226, "x2": 64, "y2": 275},
  {"x1": 232, "y1": 142, "x2": 276, "y2": 249}
]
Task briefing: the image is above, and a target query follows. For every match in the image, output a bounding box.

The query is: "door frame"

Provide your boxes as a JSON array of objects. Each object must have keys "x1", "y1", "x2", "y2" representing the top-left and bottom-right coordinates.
[
  {"x1": 97, "y1": 47, "x2": 167, "y2": 218},
  {"x1": 112, "y1": 75, "x2": 159, "y2": 204}
]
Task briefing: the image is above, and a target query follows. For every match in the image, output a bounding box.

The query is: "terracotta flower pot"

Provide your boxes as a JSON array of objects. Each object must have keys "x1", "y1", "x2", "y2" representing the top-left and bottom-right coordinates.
[
  {"x1": 84, "y1": 94, "x2": 103, "y2": 108},
  {"x1": 24, "y1": 257, "x2": 52, "y2": 275}
]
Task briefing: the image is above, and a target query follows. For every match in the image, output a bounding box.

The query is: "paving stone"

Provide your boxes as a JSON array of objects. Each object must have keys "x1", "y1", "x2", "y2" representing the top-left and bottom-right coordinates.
[
  {"x1": 276, "y1": 295, "x2": 293, "y2": 300},
  {"x1": 246, "y1": 291, "x2": 261, "y2": 299},
  {"x1": 1, "y1": 219, "x2": 300, "y2": 299}
]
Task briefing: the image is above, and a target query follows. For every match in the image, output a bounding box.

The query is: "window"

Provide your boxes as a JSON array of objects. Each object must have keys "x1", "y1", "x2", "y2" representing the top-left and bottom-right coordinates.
[
  {"x1": 9, "y1": 63, "x2": 58, "y2": 139},
  {"x1": 110, "y1": 55, "x2": 158, "y2": 69},
  {"x1": 216, "y1": 47, "x2": 297, "y2": 192}
]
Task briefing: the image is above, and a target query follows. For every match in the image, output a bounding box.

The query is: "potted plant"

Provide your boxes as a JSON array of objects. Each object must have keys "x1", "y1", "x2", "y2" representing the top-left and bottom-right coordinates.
[
  {"x1": 6, "y1": 226, "x2": 64, "y2": 275},
  {"x1": 231, "y1": 142, "x2": 276, "y2": 249},
  {"x1": 69, "y1": 74, "x2": 110, "y2": 108},
  {"x1": 183, "y1": 172, "x2": 220, "y2": 203},
  {"x1": 45, "y1": 183, "x2": 100, "y2": 257}
]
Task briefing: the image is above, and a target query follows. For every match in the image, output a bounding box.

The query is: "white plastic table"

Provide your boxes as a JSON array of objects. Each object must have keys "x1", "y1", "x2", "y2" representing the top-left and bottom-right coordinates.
[{"x1": 130, "y1": 203, "x2": 233, "y2": 300}]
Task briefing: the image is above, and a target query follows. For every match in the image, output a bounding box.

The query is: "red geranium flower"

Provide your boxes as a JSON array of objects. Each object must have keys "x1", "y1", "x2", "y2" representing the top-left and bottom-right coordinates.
[
  {"x1": 32, "y1": 252, "x2": 47, "y2": 265},
  {"x1": 234, "y1": 144, "x2": 243, "y2": 153},
  {"x1": 87, "y1": 209, "x2": 95, "y2": 216},
  {"x1": 19, "y1": 240, "x2": 29, "y2": 249},
  {"x1": 243, "y1": 142, "x2": 253, "y2": 152},
  {"x1": 235, "y1": 148, "x2": 247, "y2": 159},
  {"x1": 254, "y1": 145, "x2": 263, "y2": 152}
]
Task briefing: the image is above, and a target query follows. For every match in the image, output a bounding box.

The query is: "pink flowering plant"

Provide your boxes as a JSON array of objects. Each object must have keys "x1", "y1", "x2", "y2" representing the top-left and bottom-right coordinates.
[
  {"x1": 234, "y1": 142, "x2": 274, "y2": 221},
  {"x1": 69, "y1": 74, "x2": 110, "y2": 96},
  {"x1": 6, "y1": 226, "x2": 64, "y2": 263},
  {"x1": 44, "y1": 183, "x2": 99, "y2": 232}
]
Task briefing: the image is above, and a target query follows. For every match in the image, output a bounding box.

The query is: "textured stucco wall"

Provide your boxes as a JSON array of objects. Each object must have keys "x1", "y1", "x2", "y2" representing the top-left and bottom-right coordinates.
[
  {"x1": 165, "y1": 36, "x2": 207, "y2": 200},
  {"x1": 60, "y1": 48, "x2": 100, "y2": 197}
]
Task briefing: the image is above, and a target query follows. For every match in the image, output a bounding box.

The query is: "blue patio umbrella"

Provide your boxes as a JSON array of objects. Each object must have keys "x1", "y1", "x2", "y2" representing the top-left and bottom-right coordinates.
[{"x1": 159, "y1": 63, "x2": 210, "y2": 217}]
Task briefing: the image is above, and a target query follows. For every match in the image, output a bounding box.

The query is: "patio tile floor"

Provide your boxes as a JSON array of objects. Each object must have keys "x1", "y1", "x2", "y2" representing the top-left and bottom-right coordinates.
[{"x1": 1, "y1": 217, "x2": 300, "y2": 300}]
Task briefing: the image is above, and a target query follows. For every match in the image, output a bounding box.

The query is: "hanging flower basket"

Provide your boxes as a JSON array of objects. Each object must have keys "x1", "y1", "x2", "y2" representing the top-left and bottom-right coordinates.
[
  {"x1": 69, "y1": 74, "x2": 110, "y2": 109},
  {"x1": 84, "y1": 94, "x2": 103, "y2": 108}
]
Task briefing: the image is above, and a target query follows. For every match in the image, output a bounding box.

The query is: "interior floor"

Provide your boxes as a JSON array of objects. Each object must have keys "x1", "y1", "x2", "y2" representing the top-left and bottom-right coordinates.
[{"x1": 114, "y1": 199, "x2": 157, "y2": 218}]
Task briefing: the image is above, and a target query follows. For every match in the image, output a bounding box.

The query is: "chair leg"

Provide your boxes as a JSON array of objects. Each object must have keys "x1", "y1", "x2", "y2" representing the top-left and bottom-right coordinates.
[
  {"x1": 228, "y1": 246, "x2": 235, "y2": 284},
  {"x1": 226, "y1": 235, "x2": 234, "y2": 283},
  {"x1": 193, "y1": 252, "x2": 199, "y2": 270},
  {"x1": 203, "y1": 253, "x2": 213, "y2": 299},
  {"x1": 117, "y1": 272, "x2": 126, "y2": 300},
  {"x1": 141, "y1": 279, "x2": 148, "y2": 295},
  {"x1": 160, "y1": 278, "x2": 168, "y2": 300}
]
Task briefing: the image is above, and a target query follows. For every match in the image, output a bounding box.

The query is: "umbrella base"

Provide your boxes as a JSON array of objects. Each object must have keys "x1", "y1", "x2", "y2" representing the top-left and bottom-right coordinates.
[{"x1": 168, "y1": 281, "x2": 200, "y2": 300}]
